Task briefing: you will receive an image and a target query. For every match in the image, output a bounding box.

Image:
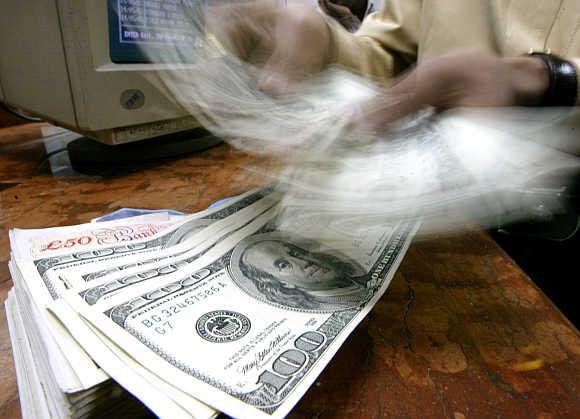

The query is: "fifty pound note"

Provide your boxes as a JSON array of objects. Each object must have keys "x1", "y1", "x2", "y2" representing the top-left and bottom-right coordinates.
[
  {"x1": 20, "y1": 187, "x2": 271, "y2": 301},
  {"x1": 59, "y1": 207, "x2": 419, "y2": 418}
]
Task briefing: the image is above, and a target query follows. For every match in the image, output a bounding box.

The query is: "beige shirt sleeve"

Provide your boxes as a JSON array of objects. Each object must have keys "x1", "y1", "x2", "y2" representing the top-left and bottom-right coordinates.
[
  {"x1": 327, "y1": 0, "x2": 422, "y2": 84},
  {"x1": 327, "y1": 0, "x2": 579, "y2": 104}
]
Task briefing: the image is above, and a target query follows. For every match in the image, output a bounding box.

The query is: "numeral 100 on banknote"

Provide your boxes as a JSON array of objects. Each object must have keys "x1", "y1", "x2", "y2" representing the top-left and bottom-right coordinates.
[{"x1": 257, "y1": 331, "x2": 325, "y2": 394}]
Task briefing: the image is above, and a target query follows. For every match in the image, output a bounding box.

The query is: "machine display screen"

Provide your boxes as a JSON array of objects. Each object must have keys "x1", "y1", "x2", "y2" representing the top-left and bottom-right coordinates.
[{"x1": 108, "y1": 0, "x2": 200, "y2": 63}]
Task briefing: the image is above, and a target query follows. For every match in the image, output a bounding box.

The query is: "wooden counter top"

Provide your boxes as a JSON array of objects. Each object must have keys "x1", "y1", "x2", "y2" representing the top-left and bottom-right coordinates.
[{"x1": 1, "y1": 124, "x2": 578, "y2": 418}]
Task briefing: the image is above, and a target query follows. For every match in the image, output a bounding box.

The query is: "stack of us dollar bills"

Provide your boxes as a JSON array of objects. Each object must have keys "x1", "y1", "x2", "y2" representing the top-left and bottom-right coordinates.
[{"x1": 5, "y1": 187, "x2": 418, "y2": 418}]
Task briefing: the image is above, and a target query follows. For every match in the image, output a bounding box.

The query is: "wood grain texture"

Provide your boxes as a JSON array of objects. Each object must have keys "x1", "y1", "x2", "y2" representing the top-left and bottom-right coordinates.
[{"x1": 0, "y1": 124, "x2": 578, "y2": 418}]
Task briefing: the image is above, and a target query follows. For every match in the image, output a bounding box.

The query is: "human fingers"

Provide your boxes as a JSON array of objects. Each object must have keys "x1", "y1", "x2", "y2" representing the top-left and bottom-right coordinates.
[
  {"x1": 257, "y1": 8, "x2": 331, "y2": 95},
  {"x1": 318, "y1": 0, "x2": 332, "y2": 15},
  {"x1": 206, "y1": 1, "x2": 280, "y2": 60},
  {"x1": 347, "y1": 69, "x2": 424, "y2": 131},
  {"x1": 320, "y1": 0, "x2": 353, "y2": 19}
]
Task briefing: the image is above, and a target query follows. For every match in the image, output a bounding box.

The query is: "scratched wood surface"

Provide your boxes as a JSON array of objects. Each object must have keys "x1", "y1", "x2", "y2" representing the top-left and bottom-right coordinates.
[{"x1": 0, "y1": 124, "x2": 578, "y2": 418}]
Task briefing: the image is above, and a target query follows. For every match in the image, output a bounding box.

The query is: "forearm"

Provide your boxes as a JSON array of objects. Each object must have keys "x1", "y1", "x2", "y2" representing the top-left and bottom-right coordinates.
[
  {"x1": 512, "y1": 54, "x2": 579, "y2": 107},
  {"x1": 507, "y1": 56, "x2": 550, "y2": 106}
]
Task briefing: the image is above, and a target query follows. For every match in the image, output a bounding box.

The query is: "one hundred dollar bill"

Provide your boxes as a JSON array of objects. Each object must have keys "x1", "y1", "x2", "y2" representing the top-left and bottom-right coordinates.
[
  {"x1": 8, "y1": 188, "x2": 271, "y2": 393},
  {"x1": 61, "y1": 193, "x2": 279, "y2": 305},
  {"x1": 56, "y1": 204, "x2": 418, "y2": 418},
  {"x1": 14, "y1": 187, "x2": 271, "y2": 301}
]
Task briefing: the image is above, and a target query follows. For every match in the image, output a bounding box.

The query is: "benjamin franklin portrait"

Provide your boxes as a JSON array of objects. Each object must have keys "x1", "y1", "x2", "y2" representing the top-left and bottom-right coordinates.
[{"x1": 228, "y1": 232, "x2": 372, "y2": 312}]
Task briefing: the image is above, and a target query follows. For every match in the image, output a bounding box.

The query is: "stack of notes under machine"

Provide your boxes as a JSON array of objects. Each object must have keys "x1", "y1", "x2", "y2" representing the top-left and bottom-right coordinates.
[{"x1": 4, "y1": 188, "x2": 418, "y2": 418}]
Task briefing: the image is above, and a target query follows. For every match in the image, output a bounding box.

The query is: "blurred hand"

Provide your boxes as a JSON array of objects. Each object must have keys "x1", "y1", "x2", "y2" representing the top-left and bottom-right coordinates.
[
  {"x1": 352, "y1": 50, "x2": 550, "y2": 129},
  {"x1": 208, "y1": 1, "x2": 332, "y2": 95},
  {"x1": 319, "y1": 0, "x2": 361, "y2": 32},
  {"x1": 318, "y1": 0, "x2": 352, "y2": 19}
]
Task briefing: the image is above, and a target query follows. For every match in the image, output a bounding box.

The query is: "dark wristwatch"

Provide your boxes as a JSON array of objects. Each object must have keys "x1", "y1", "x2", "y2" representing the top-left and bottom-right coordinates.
[{"x1": 528, "y1": 51, "x2": 578, "y2": 106}]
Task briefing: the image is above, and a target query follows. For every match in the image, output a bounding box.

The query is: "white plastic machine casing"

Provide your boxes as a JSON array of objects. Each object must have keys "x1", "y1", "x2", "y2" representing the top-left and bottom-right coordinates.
[{"x1": 0, "y1": 0, "x2": 201, "y2": 144}]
